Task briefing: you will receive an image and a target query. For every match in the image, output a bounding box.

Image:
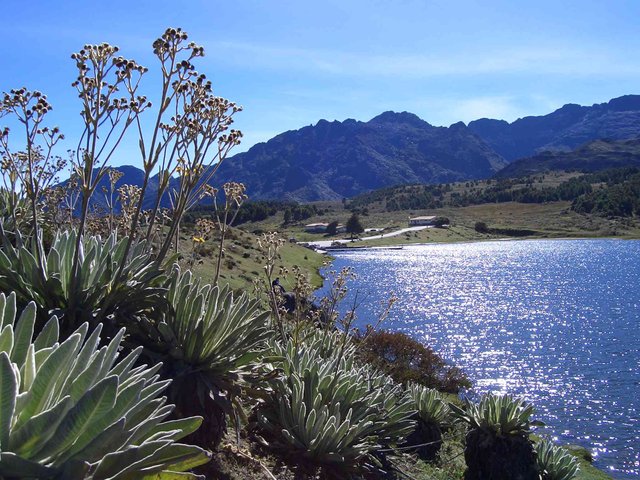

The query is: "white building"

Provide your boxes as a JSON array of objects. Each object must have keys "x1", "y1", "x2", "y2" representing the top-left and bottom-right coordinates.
[
  {"x1": 304, "y1": 223, "x2": 347, "y2": 234},
  {"x1": 408, "y1": 216, "x2": 437, "y2": 226},
  {"x1": 304, "y1": 223, "x2": 329, "y2": 233}
]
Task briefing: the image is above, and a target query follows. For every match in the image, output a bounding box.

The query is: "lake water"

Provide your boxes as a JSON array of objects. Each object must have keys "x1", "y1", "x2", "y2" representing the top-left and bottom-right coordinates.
[{"x1": 316, "y1": 239, "x2": 639, "y2": 478}]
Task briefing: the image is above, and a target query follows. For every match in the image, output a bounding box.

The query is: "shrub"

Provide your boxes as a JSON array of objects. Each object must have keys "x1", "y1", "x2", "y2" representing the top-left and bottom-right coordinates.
[
  {"x1": 433, "y1": 216, "x2": 450, "y2": 227},
  {"x1": 451, "y1": 394, "x2": 542, "y2": 480},
  {"x1": 536, "y1": 439, "x2": 580, "y2": 480},
  {"x1": 346, "y1": 213, "x2": 364, "y2": 238},
  {"x1": 354, "y1": 330, "x2": 471, "y2": 393},
  {"x1": 474, "y1": 221, "x2": 489, "y2": 233},
  {"x1": 0, "y1": 291, "x2": 210, "y2": 479},
  {"x1": 258, "y1": 331, "x2": 415, "y2": 476},
  {"x1": 325, "y1": 220, "x2": 339, "y2": 235},
  {"x1": 137, "y1": 267, "x2": 272, "y2": 448},
  {"x1": 0, "y1": 230, "x2": 169, "y2": 338}
]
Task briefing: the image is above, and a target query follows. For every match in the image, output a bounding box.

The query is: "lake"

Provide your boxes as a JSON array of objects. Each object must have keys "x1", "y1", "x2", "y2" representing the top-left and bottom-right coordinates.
[{"x1": 316, "y1": 239, "x2": 639, "y2": 478}]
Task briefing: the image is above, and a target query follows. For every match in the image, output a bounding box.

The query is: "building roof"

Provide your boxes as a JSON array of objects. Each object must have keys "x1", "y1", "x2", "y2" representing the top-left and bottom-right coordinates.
[
  {"x1": 305, "y1": 223, "x2": 329, "y2": 227},
  {"x1": 409, "y1": 216, "x2": 436, "y2": 221}
]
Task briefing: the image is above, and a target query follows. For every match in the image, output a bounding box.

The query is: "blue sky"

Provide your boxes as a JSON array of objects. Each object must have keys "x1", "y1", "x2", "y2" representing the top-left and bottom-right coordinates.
[{"x1": 1, "y1": 0, "x2": 640, "y2": 163}]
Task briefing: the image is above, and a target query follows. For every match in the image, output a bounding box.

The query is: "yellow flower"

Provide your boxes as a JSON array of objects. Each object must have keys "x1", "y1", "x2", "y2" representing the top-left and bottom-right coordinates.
[{"x1": 192, "y1": 236, "x2": 205, "y2": 243}]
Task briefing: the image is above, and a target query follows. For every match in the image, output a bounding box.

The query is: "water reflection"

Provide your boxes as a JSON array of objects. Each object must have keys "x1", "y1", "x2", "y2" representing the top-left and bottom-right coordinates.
[{"x1": 317, "y1": 240, "x2": 640, "y2": 479}]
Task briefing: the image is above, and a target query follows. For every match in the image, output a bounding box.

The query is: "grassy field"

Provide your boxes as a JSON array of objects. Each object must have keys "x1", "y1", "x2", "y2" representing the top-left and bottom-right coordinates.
[
  {"x1": 181, "y1": 226, "x2": 327, "y2": 292},
  {"x1": 566, "y1": 446, "x2": 614, "y2": 480}
]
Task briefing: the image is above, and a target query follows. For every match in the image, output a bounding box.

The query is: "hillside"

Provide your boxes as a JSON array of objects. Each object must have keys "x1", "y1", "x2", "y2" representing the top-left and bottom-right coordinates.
[
  {"x1": 468, "y1": 95, "x2": 640, "y2": 161},
  {"x1": 347, "y1": 166, "x2": 640, "y2": 218},
  {"x1": 496, "y1": 138, "x2": 640, "y2": 178}
]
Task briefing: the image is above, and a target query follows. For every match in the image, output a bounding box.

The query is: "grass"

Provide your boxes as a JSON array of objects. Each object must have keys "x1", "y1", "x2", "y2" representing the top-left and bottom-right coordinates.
[{"x1": 184, "y1": 225, "x2": 327, "y2": 291}]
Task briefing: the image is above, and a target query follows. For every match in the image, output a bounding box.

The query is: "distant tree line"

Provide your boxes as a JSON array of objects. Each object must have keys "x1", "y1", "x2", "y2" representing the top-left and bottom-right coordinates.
[
  {"x1": 183, "y1": 167, "x2": 640, "y2": 226},
  {"x1": 475, "y1": 221, "x2": 537, "y2": 237},
  {"x1": 350, "y1": 184, "x2": 451, "y2": 211},
  {"x1": 571, "y1": 170, "x2": 640, "y2": 217},
  {"x1": 282, "y1": 203, "x2": 322, "y2": 224},
  {"x1": 445, "y1": 173, "x2": 602, "y2": 206}
]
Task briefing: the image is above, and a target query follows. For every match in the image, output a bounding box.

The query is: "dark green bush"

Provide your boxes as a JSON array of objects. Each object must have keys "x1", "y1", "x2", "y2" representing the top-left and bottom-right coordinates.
[
  {"x1": 474, "y1": 221, "x2": 489, "y2": 233},
  {"x1": 325, "y1": 220, "x2": 339, "y2": 235},
  {"x1": 433, "y1": 216, "x2": 450, "y2": 227}
]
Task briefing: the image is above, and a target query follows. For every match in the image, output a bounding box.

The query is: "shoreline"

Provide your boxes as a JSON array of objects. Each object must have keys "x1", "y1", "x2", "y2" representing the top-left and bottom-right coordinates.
[{"x1": 312, "y1": 234, "x2": 639, "y2": 253}]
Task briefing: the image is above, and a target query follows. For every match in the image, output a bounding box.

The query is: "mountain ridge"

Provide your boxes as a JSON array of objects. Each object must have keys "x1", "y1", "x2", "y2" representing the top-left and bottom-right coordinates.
[{"x1": 211, "y1": 110, "x2": 507, "y2": 201}]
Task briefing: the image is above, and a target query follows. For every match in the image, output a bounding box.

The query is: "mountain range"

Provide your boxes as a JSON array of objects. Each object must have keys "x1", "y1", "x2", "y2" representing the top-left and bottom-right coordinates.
[{"x1": 88, "y1": 94, "x2": 640, "y2": 203}]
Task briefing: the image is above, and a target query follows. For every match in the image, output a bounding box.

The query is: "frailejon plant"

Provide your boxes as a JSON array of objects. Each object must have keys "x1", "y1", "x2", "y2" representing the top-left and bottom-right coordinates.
[
  {"x1": 210, "y1": 182, "x2": 248, "y2": 286},
  {"x1": 0, "y1": 188, "x2": 31, "y2": 240},
  {"x1": 410, "y1": 385, "x2": 451, "y2": 427},
  {"x1": 405, "y1": 384, "x2": 452, "y2": 461},
  {"x1": 62, "y1": 28, "x2": 242, "y2": 267},
  {"x1": 536, "y1": 439, "x2": 580, "y2": 480},
  {"x1": 1, "y1": 28, "x2": 243, "y2": 319},
  {"x1": 0, "y1": 89, "x2": 65, "y2": 274},
  {"x1": 137, "y1": 267, "x2": 272, "y2": 448},
  {"x1": 450, "y1": 393, "x2": 541, "y2": 436},
  {"x1": 258, "y1": 331, "x2": 415, "y2": 476},
  {"x1": 0, "y1": 229, "x2": 168, "y2": 337},
  {"x1": 0, "y1": 291, "x2": 211, "y2": 479},
  {"x1": 450, "y1": 393, "x2": 543, "y2": 480}
]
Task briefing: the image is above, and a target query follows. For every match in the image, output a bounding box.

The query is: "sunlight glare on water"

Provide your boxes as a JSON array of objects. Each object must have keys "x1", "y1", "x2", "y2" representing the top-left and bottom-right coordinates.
[{"x1": 317, "y1": 239, "x2": 640, "y2": 479}]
